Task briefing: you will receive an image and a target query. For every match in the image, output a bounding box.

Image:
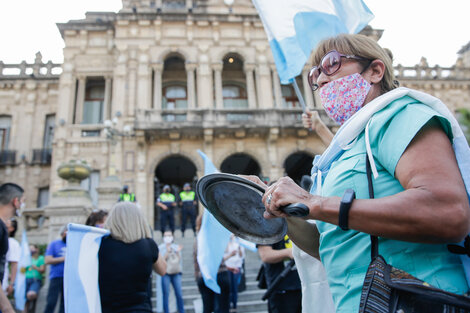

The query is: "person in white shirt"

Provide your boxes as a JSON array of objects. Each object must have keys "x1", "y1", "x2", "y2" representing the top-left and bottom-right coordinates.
[
  {"x1": 3, "y1": 219, "x2": 20, "y2": 296},
  {"x1": 224, "y1": 235, "x2": 245, "y2": 312}
]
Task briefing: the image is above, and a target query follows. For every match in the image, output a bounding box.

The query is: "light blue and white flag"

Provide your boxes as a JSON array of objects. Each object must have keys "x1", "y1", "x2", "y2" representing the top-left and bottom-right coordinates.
[
  {"x1": 64, "y1": 223, "x2": 110, "y2": 313},
  {"x1": 14, "y1": 230, "x2": 31, "y2": 311},
  {"x1": 196, "y1": 150, "x2": 232, "y2": 293},
  {"x1": 252, "y1": 0, "x2": 374, "y2": 84}
]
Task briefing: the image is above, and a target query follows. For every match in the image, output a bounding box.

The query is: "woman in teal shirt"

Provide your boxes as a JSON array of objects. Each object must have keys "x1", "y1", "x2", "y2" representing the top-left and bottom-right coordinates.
[{"x1": 247, "y1": 34, "x2": 470, "y2": 312}]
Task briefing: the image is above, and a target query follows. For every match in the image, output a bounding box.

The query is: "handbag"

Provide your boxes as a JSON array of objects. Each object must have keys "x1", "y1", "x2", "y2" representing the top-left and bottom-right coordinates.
[
  {"x1": 359, "y1": 156, "x2": 470, "y2": 313},
  {"x1": 166, "y1": 249, "x2": 181, "y2": 275}
]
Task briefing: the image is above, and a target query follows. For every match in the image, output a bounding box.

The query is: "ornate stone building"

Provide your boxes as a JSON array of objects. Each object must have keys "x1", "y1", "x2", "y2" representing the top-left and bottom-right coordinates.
[{"x1": 1, "y1": 0, "x2": 469, "y2": 242}]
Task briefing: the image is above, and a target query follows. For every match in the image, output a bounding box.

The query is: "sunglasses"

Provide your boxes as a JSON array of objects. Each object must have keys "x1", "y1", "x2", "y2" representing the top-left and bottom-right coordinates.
[{"x1": 308, "y1": 50, "x2": 369, "y2": 91}]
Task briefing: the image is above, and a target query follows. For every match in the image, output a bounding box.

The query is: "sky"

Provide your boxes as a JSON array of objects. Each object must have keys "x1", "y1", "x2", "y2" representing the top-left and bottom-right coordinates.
[{"x1": 0, "y1": 0, "x2": 468, "y2": 67}]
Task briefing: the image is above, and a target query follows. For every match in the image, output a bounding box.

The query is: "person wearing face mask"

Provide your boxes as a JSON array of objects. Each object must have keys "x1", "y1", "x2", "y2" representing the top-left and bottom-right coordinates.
[
  {"x1": 44, "y1": 225, "x2": 67, "y2": 313},
  {"x1": 179, "y1": 183, "x2": 198, "y2": 237},
  {"x1": 0, "y1": 182, "x2": 24, "y2": 313},
  {"x1": 244, "y1": 33, "x2": 470, "y2": 312},
  {"x1": 158, "y1": 231, "x2": 185, "y2": 313},
  {"x1": 24, "y1": 244, "x2": 45, "y2": 313}
]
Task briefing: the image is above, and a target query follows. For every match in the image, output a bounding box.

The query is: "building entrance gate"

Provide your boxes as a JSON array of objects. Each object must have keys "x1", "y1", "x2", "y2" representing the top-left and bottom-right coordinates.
[{"x1": 154, "y1": 155, "x2": 197, "y2": 231}]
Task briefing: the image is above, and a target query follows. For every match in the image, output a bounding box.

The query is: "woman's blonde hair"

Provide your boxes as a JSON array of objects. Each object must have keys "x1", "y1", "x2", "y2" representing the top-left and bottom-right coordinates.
[
  {"x1": 312, "y1": 34, "x2": 399, "y2": 94},
  {"x1": 104, "y1": 202, "x2": 152, "y2": 243}
]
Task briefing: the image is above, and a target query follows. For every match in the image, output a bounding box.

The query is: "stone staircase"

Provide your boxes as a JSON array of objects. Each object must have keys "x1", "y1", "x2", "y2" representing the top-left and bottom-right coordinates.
[{"x1": 152, "y1": 230, "x2": 268, "y2": 313}]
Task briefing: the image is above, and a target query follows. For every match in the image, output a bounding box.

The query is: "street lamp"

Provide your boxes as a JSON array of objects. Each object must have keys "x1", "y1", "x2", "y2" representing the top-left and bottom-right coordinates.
[{"x1": 103, "y1": 113, "x2": 135, "y2": 176}]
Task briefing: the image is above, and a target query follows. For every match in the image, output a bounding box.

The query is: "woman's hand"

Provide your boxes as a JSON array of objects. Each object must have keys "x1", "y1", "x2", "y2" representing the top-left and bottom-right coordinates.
[
  {"x1": 262, "y1": 176, "x2": 318, "y2": 219},
  {"x1": 302, "y1": 109, "x2": 314, "y2": 130}
]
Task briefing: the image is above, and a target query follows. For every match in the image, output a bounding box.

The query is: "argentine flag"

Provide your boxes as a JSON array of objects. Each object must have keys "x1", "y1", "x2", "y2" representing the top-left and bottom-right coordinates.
[
  {"x1": 196, "y1": 150, "x2": 232, "y2": 293},
  {"x1": 64, "y1": 223, "x2": 110, "y2": 313},
  {"x1": 252, "y1": 0, "x2": 374, "y2": 84},
  {"x1": 14, "y1": 230, "x2": 31, "y2": 311}
]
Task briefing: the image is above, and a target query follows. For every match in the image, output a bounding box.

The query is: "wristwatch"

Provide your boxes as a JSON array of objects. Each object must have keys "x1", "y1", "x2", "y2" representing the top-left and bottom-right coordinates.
[{"x1": 338, "y1": 188, "x2": 355, "y2": 231}]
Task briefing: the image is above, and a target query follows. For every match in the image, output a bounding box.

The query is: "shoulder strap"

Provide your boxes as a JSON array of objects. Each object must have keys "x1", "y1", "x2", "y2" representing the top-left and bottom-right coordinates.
[{"x1": 366, "y1": 155, "x2": 379, "y2": 260}]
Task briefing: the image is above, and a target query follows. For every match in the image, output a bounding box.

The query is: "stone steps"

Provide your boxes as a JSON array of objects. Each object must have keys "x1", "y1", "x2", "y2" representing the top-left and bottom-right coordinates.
[{"x1": 152, "y1": 230, "x2": 267, "y2": 313}]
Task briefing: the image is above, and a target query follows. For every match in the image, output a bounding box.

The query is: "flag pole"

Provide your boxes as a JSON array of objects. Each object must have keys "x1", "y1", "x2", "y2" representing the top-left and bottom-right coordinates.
[{"x1": 291, "y1": 79, "x2": 307, "y2": 113}]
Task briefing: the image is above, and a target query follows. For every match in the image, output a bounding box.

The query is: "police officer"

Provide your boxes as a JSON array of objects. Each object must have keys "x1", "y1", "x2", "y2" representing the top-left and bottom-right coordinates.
[
  {"x1": 156, "y1": 185, "x2": 177, "y2": 236},
  {"x1": 179, "y1": 183, "x2": 197, "y2": 237},
  {"x1": 118, "y1": 185, "x2": 136, "y2": 202}
]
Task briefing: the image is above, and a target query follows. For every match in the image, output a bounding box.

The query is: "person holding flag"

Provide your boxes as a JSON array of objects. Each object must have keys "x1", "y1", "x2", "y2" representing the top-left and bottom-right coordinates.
[
  {"x1": 248, "y1": 32, "x2": 470, "y2": 312},
  {"x1": 251, "y1": 1, "x2": 373, "y2": 312}
]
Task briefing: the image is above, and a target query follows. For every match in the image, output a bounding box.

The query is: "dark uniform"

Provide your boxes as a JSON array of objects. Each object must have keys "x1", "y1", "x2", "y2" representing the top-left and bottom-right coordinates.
[
  {"x1": 179, "y1": 189, "x2": 197, "y2": 235},
  {"x1": 157, "y1": 189, "x2": 176, "y2": 235}
]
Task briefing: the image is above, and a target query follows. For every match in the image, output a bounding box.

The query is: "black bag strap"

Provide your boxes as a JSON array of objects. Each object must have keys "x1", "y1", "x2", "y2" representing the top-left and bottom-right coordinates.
[{"x1": 365, "y1": 155, "x2": 379, "y2": 260}]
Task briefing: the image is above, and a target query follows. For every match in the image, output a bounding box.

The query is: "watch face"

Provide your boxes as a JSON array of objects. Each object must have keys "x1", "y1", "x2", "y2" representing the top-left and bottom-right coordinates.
[{"x1": 342, "y1": 188, "x2": 355, "y2": 202}]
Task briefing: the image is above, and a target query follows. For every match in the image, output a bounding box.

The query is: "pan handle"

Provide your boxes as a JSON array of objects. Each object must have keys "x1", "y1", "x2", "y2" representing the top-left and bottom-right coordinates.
[{"x1": 280, "y1": 203, "x2": 309, "y2": 217}]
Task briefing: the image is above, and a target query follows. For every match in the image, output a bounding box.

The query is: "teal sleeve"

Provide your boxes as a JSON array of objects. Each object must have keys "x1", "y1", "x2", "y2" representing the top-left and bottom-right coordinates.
[{"x1": 371, "y1": 103, "x2": 452, "y2": 176}]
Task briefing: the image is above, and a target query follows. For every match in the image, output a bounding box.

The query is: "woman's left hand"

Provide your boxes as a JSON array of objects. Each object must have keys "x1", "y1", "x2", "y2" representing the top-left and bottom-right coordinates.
[{"x1": 262, "y1": 176, "x2": 316, "y2": 219}]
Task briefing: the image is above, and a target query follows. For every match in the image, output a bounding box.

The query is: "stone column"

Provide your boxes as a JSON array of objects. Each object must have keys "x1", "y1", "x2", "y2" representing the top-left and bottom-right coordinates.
[
  {"x1": 153, "y1": 63, "x2": 163, "y2": 109},
  {"x1": 271, "y1": 67, "x2": 283, "y2": 108},
  {"x1": 128, "y1": 60, "x2": 137, "y2": 117},
  {"x1": 75, "y1": 77, "x2": 86, "y2": 124},
  {"x1": 196, "y1": 54, "x2": 214, "y2": 109},
  {"x1": 302, "y1": 67, "x2": 314, "y2": 109},
  {"x1": 213, "y1": 63, "x2": 223, "y2": 109},
  {"x1": 103, "y1": 76, "x2": 112, "y2": 121},
  {"x1": 244, "y1": 64, "x2": 257, "y2": 109},
  {"x1": 255, "y1": 61, "x2": 274, "y2": 108},
  {"x1": 185, "y1": 63, "x2": 197, "y2": 109}
]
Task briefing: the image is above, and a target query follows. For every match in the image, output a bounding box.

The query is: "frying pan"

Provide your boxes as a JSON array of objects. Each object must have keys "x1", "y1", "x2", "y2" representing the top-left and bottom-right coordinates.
[{"x1": 196, "y1": 173, "x2": 309, "y2": 244}]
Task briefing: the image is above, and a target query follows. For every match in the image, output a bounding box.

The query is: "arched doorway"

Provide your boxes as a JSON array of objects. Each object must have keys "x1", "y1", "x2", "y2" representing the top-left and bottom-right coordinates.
[
  {"x1": 284, "y1": 152, "x2": 314, "y2": 189},
  {"x1": 220, "y1": 153, "x2": 261, "y2": 176},
  {"x1": 154, "y1": 155, "x2": 197, "y2": 231}
]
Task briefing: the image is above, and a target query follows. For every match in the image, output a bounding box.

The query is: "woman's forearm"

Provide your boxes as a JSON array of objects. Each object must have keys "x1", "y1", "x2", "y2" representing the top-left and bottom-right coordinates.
[{"x1": 286, "y1": 217, "x2": 320, "y2": 259}]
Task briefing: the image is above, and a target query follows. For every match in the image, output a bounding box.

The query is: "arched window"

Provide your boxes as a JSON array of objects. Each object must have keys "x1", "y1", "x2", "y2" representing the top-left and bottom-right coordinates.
[{"x1": 222, "y1": 54, "x2": 248, "y2": 109}]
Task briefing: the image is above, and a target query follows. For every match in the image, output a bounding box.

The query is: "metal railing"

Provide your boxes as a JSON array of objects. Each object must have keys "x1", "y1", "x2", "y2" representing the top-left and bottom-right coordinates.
[
  {"x1": 31, "y1": 149, "x2": 52, "y2": 165},
  {"x1": 0, "y1": 150, "x2": 16, "y2": 166}
]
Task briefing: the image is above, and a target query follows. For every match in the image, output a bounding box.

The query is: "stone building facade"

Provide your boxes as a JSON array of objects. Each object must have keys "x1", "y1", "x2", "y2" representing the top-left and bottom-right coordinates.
[{"x1": 1, "y1": 0, "x2": 470, "y2": 242}]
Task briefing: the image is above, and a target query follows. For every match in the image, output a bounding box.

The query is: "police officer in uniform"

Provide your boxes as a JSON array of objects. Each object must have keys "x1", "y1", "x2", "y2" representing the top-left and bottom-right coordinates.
[
  {"x1": 118, "y1": 185, "x2": 136, "y2": 202},
  {"x1": 179, "y1": 183, "x2": 197, "y2": 237},
  {"x1": 156, "y1": 185, "x2": 177, "y2": 236}
]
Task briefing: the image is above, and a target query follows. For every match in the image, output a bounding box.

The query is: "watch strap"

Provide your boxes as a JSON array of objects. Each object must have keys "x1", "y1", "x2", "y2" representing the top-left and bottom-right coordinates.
[{"x1": 339, "y1": 188, "x2": 356, "y2": 231}]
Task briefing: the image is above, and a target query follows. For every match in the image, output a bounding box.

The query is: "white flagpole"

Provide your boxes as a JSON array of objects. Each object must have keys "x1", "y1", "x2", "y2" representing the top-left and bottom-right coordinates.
[{"x1": 291, "y1": 79, "x2": 307, "y2": 113}]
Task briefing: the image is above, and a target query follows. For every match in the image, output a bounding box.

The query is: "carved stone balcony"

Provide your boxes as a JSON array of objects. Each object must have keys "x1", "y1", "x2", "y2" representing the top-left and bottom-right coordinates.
[{"x1": 135, "y1": 108, "x2": 335, "y2": 133}]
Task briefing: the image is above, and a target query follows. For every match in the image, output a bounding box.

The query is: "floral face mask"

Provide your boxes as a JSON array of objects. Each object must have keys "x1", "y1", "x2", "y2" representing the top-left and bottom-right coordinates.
[{"x1": 319, "y1": 73, "x2": 371, "y2": 125}]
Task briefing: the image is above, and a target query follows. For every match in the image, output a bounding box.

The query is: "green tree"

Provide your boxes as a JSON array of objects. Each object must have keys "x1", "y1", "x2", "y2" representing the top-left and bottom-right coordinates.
[{"x1": 456, "y1": 108, "x2": 470, "y2": 144}]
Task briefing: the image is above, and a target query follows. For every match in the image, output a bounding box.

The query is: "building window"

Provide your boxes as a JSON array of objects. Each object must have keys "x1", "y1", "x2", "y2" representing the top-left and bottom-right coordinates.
[
  {"x1": 281, "y1": 85, "x2": 300, "y2": 108},
  {"x1": 43, "y1": 114, "x2": 55, "y2": 149},
  {"x1": 223, "y1": 85, "x2": 248, "y2": 108},
  {"x1": 0, "y1": 116, "x2": 11, "y2": 150},
  {"x1": 81, "y1": 171, "x2": 100, "y2": 207},
  {"x1": 83, "y1": 78, "x2": 105, "y2": 124},
  {"x1": 163, "y1": 85, "x2": 187, "y2": 109},
  {"x1": 37, "y1": 187, "x2": 49, "y2": 208}
]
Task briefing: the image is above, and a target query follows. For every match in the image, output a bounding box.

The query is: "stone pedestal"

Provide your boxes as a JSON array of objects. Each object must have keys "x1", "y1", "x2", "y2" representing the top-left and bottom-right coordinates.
[
  {"x1": 96, "y1": 175, "x2": 122, "y2": 211},
  {"x1": 44, "y1": 160, "x2": 93, "y2": 242}
]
